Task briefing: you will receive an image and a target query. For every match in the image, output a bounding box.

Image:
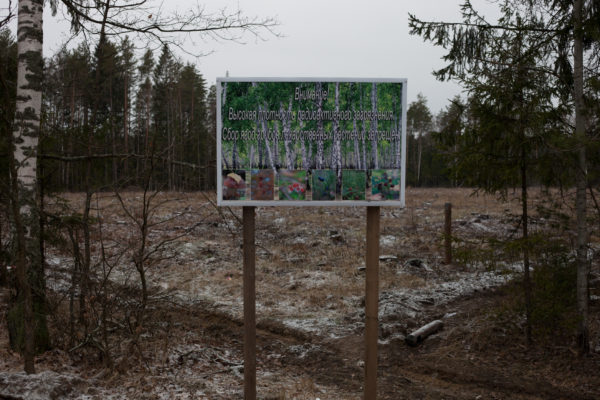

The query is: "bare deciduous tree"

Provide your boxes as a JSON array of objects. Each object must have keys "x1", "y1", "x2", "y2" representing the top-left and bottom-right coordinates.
[{"x1": 8, "y1": 0, "x2": 278, "y2": 374}]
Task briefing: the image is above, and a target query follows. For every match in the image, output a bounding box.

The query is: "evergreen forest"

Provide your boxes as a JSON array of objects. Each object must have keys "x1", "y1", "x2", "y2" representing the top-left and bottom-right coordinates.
[{"x1": 1, "y1": 31, "x2": 217, "y2": 194}]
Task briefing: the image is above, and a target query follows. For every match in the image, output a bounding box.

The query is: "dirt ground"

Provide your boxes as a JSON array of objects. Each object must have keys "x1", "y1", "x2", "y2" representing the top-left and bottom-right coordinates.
[{"x1": 1, "y1": 187, "x2": 600, "y2": 399}]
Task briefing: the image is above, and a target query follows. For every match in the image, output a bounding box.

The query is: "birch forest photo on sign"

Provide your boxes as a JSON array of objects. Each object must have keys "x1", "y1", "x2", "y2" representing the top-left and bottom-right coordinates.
[{"x1": 217, "y1": 78, "x2": 407, "y2": 206}]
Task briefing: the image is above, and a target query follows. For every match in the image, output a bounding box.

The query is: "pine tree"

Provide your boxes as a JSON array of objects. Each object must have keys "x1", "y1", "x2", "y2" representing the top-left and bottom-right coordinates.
[
  {"x1": 120, "y1": 37, "x2": 136, "y2": 179},
  {"x1": 407, "y1": 93, "x2": 433, "y2": 186},
  {"x1": 135, "y1": 49, "x2": 154, "y2": 182},
  {"x1": 152, "y1": 45, "x2": 177, "y2": 189}
]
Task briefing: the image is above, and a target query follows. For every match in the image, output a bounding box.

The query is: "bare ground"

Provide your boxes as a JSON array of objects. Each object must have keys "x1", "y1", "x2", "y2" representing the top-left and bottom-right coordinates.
[{"x1": 1, "y1": 187, "x2": 600, "y2": 399}]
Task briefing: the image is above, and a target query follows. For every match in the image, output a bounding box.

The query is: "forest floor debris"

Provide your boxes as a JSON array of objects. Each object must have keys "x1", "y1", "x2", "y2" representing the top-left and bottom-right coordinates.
[{"x1": 1, "y1": 188, "x2": 599, "y2": 399}]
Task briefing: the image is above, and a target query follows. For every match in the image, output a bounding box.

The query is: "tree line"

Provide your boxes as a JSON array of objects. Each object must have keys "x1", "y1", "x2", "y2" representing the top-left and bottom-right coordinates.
[{"x1": 1, "y1": 32, "x2": 218, "y2": 192}]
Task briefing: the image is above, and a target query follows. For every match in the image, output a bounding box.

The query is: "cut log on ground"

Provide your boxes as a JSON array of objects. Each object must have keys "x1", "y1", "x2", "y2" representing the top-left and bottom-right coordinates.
[{"x1": 405, "y1": 320, "x2": 444, "y2": 346}]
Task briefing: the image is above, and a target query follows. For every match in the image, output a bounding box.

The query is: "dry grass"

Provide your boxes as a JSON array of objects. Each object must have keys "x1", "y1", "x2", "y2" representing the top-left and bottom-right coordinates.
[{"x1": 2, "y1": 187, "x2": 598, "y2": 399}]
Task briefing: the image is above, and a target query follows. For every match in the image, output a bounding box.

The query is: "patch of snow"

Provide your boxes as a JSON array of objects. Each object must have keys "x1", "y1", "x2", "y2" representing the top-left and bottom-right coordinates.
[
  {"x1": 47, "y1": 257, "x2": 62, "y2": 267},
  {"x1": 0, "y1": 371, "x2": 87, "y2": 400},
  {"x1": 497, "y1": 261, "x2": 524, "y2": 273},
  {"x1": 380, "y1": 235, "x2": 396, "y2": 247},
  {"x1": 45, "y1": 255, "x2": 74, "y2": 293},
  {"x1": 302, "y1": 270, "x2": 338, "y2": 289},
  {"x1": 379, "y1": 270, "x2": 512, "y2": 322},
  {"x1": 287, "y1": 343, "x2": 322, "y2": 359},
  {"x1": 470, "y1": 221, "x2": 493, "y2": 233}
]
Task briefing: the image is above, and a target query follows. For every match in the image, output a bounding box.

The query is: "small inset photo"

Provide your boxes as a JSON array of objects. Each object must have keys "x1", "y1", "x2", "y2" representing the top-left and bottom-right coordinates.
[
  {"x1": 222, "y1": 170, "x2": 247, "y2": 200},
  {"x1": 342, "y1": 170, "x2": 366, "y2": 200},
  {"x1": 312, "y1": 170, "x2": 336, "y2": 201},
  {"x1": 278, "y1": 170, "x2": 307, "y2": 201},
  {"x1": 369, "y1": 169, "x2": 400, "y2": 200},
  {"x1": 251, "y1": 169, "x2": 275, "y2": 200}
]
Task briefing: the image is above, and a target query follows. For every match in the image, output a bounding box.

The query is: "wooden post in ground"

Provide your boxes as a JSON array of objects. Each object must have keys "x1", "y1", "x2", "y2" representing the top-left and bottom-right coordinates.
[
  {"x1": 444, "y1": 202, "x2": 452, "y2": 264},
  {"x1": 243, "y1": 207, "x2": 256, "y2": 400},
  {"x1": 365, "y1": 206, "x2": 380, "y2": 399}
]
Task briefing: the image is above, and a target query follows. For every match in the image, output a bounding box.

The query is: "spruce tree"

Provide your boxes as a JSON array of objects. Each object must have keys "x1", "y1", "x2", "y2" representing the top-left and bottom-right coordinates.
[{"x1": 410, "y1": 0, "x2": 599, "y2": 348}]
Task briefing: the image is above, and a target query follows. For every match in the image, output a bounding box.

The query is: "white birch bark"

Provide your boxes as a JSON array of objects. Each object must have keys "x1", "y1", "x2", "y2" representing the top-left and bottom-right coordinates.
[
  {"x1": 350, "y1": 83, "x2": 360, "y2": 169},
  {"x1": 299, "y1": 119, "x2": 308, "y2": 170},
  {"x1": 370, "y1": 82, "x2": 378, "y2": 169},
  {"x1": 353, "y1": 113, "x2": 360, "y2": 169},
  {"x1": 332, "y1": 83, "x2": 341, "y2": 187},
  {"x1": 259, "y1": 103, "x2": 276, "y2": 172},
  {"x1": 395, "y1": 100, "x2": 402, "y2": 169},
  {"x1": 360, "y1": 86, "x2": 367, "y2": 170},
  {"x1": 273, "y1": 119, "x2": 279, "y2": 167},
  {"x1": 14, "y1": 0, "x2": 43, "y2": 194},
  {"x1": 315, "y1": 82, "x2": 324, "y2": 169},
  {"x1": 255, "y1": 120, "x2": 263, "y2": 167},
  {"x1": 283, "y1": 99, "x2": 294, "y2": 170},
  {"x1": 11, "y1": 0, "x2": 45, "y2": 374},
  {"x1": 249, "y1": 145, "x2": 255, "y2": 168}
]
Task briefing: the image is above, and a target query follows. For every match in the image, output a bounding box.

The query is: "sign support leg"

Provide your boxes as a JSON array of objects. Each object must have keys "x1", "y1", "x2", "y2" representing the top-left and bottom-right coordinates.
[
  {"x1": 243, "y1": 206, "x2": 256, "y2": 400},
  {"x1": 365, "y1": 206, "x2": 380, "y2": 399}
]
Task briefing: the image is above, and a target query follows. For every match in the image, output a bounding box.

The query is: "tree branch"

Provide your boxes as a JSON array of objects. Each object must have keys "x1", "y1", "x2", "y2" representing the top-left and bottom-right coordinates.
[
  {"x1": 0, "y1": 0, "x2": 14, "y2": 29},
  {"x1": 58, "y1": 0, "x2": 279, "y2": 56},
  {"x1": 41, "y1": 152, "x2": 213, "y2": 170}
]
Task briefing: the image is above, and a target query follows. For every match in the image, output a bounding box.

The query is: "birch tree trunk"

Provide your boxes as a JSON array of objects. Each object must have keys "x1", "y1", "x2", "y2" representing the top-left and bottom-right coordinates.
[
  {"x1": 353, "y1": 111, "x2": 360, "y2": 169},
  {"x1": 221, "y1": 148, "x2": 231, "y2": 170},
  {"x1": 316, "y1": 82, "x2": 324, "y2": 169},
  {"x1": 283, "y1": 99, "x2": 294, "y2": 170},
  {"x1": 395, "y1": 101, "x2": 401, "y2": 169},
  {"x1": 332, "y1": 83, "x2": 341, "y2": 190},
  {"x1": 273, "y1": 116, "x2": 279, "y2": 168},
  {"x1": 360, "y1": 86, "x2": 367, "y2": 170},
  {"x1": 301, "y1": 140, "x2": 307, "y2": 170},
  {"x1": 350, "y1": 84, "x2": 361, "y2": 169},
  {"x1": 232, "y1": 135, "x2": 238, "y2": 169},
  {"x1": 9, "y1": 0, "x2": 49, "y2": 374},
  {"x1": 256, "y1": 120, "x2": 263, "y2": 168},
  {"x1": 249, "y1": 145, "x2": 255, "y2": 168},
  {"x1": 259, "y1": 103, "x2": 276, "y2": 171},
  {"x1": 370, "y1": 83, "x2": 378, "y2": 169},
  {"x1": 298, "y1": 118, "x2": 308, "y2": 170}
]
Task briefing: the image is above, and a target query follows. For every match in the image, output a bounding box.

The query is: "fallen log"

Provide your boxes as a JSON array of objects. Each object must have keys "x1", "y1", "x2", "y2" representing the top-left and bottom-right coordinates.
[{"x1": 405, "y1": 320, "x2": 444, "y2": 346}]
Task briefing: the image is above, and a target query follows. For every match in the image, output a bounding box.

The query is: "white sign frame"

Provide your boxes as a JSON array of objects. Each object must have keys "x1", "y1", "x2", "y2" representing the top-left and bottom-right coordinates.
[{"x1": 217, "y1": 77, "x2": 407, "y2": 207}]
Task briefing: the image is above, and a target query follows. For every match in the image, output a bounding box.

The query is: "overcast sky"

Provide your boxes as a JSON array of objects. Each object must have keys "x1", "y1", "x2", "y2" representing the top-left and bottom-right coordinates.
[{"x1": 13, "y1": 0, "x2": 501, "y2": 114}]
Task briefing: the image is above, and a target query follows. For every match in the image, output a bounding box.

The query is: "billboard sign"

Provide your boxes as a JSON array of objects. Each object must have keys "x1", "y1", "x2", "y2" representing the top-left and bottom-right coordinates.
[{"x1": 217, "y1": 78, "x2": 407, "y2": 206}]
